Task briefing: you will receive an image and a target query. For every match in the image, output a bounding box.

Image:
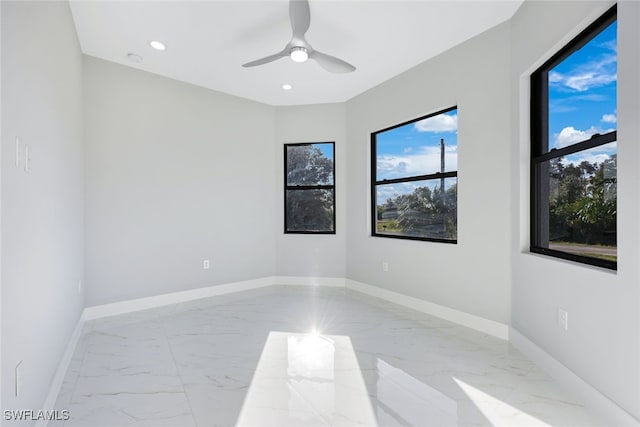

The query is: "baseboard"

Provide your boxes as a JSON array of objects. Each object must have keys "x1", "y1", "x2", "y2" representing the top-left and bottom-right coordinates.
[
  {"x1": 274, "y1": 276, "x2": 346, "y2": 287},
  {"x1": 345, "y1": 279, "x2": 509, "y2": 340},
  {"x1": 82, "y1": 276, "x2": 506, "y2": 344},
  {"x1": 37, "y1": 315, "x2": 85, "y2": 427},
  {"x1": 83, "y1": 277, "x2": 275, "y2": 320},
  {"x1": 83, "y1": 276, "x2": 349, "y2": 320},
  {"x1": 510, "y1": 327, "x2": 640, "y2": 427}
]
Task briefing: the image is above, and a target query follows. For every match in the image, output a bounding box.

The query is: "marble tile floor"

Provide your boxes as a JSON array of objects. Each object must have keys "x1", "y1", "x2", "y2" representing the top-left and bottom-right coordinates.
[{"x1": 51, "y1": 285, "x2": 601, "y2": 426}]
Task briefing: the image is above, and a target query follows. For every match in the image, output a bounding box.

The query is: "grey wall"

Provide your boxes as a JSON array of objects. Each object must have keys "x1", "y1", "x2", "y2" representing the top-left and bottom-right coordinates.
[
  {"x1": 510, "y1": 0, "x2": 640, "y2": 418},
  {"x1": 1, "y1": 0, "x2": 84, "y2": 417},
  {"x1": 345, "y1": 22, "x2": 512, "y2": 325},
  {"x1": 83, "y1": 57, "x2": 277, "y2": 306},
  {"x1": 275, "y1": 104, "x2": 347, "y2": 278},
  {"x1": 2, "y1": 0, "x2": 638, "y2": 421}
]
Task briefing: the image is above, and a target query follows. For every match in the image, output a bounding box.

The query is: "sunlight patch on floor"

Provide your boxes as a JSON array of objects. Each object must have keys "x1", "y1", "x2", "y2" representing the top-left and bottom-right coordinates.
[
  {"x1": 454, "y1": 377, "x2": 551, "y2": 427},
  {"x1": 237, "y1": 331, "x2": 376, "y2": 426}
]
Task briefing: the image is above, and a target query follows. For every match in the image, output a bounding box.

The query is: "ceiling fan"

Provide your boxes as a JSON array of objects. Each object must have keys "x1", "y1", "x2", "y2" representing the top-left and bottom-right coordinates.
[{"x1": 242, "y1": 0, "x2": 356, "y2": 73}]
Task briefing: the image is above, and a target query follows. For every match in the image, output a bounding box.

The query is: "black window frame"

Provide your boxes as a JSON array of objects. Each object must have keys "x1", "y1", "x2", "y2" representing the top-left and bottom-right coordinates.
[
  {"x1": 530, "y1": 5, "x2": 617, "y2": 270},
  {"x1": 371, "y1": 106, "x2": 458, "y2": 244},
  {"x1": 284, "y1": 142, "x2": 336, "y2": 235}
]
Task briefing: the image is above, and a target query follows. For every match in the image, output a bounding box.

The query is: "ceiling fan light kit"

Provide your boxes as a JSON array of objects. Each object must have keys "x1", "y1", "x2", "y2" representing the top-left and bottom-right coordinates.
[
  {"x1": 242, "y1": 0, "x2": 355, "y2": 73},
  {"x1": 290, "y1": 46, "x2": 309, "y2": 63}
]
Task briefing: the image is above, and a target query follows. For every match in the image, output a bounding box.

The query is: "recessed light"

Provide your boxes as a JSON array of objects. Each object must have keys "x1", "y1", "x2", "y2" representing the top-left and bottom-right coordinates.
[
  {"x1": 149, "y1": 40, "x2": 167, "y2": 51},
  {"x1": 127, "y1": 53, "x2": 143, "y2": 63},
  {"x1": 281, "y1": 84, "x2": 293, "y2": 90}
]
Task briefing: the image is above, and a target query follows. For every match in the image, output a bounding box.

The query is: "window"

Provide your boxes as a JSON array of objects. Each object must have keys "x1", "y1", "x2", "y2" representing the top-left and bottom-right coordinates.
[
  {"x1": 371, "y1": 107, "x2": 458, "y2": 242},
  {"x1": 284, "y1": 142, "x2": 335, "y2": 234},
  {"x1": 531, "y1": 5, "x2": 617, "y2": 269}
]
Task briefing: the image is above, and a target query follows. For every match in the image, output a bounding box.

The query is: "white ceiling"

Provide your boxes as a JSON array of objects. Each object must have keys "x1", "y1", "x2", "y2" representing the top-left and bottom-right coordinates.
[{"x1": 69, "y1": 0, "x2": 523, "y2": 106}]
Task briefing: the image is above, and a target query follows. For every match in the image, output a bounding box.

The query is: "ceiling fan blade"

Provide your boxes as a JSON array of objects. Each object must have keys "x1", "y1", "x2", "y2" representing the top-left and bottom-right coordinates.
[
  {"x1": 242, "y1": 49, "x2": 288, "y2": 68},
  {"x1": 310, "y1": 50, "x2": 356, "y2": 73},
  {"x1": 290, "y1": 0, "x2": 310, "y2": 39}
]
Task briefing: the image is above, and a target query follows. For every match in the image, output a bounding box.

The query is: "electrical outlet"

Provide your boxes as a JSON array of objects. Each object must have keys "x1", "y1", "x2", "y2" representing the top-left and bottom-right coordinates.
[
  {"x1": 15, "y1": 360, "x2": 23, "y2": 397},
  {"x1": 203, "y1": 259, "x2": 210, "y2": 270},
  {"x1": 382, "y1": 262, "x2": 389, "y2": 272},
  {"x1": 558, "y1": 308, "x2": 569, "y2": 331}
]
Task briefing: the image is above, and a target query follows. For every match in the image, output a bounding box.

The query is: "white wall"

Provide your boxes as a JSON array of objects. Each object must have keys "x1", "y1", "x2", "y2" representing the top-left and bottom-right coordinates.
[
  {"x1": 275, "y1": 104, "x2": 347, "y2": 279},
  {"x1": 345, "y1": 22, "x2": 512, "y2": 325},
  {"x1": 83, "y1": 56, "x2": 277, "y2": 306},
  {"x1": 510, "y1": 0, "x2": 640, "y2": 419},
  {"x1": 1, "y1": 0, "x2": 84, "y2": 418}
]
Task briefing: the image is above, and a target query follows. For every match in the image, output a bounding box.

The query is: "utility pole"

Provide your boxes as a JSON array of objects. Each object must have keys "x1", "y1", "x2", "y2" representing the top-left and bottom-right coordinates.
[
  {"x1": 440, "y1": 138, "x2": 446, "y2": 236},
  {"x1": 440, "y1": 138, "x2": 445, "y2": 193}
]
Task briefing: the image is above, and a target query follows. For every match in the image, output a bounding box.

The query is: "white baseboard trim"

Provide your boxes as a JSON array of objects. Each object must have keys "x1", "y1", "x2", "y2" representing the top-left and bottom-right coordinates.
[
  {"x1": 83, "y1": 276, "x2": 350, "y2": 321},
  {"x1": 345, "y1": 279, "x2": 509, "y2": 340},
  {"x1": 510, "y1": 327, "x2": 640, "y2": 427},
  {"x1": 37, "y1": 315, "x2": 85, "y2": 427},
  {"x1": 274, "y1": 276, "x2": 346, "y2": 287},
  {"x1": 83, "y1": 277, "x2": 274, "y2": 320},
  {"x1": 82, "y1": 276, "x2": 507, "y2": 344}
]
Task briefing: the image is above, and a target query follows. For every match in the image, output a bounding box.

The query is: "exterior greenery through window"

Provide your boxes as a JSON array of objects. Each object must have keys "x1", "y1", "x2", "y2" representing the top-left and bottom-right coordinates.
[
  {"x1": 531, "y1": 5, "x2": 617, "y2": 269},
  {"x1": 371, "y1": 107, "x2": 457, "y2": 242},
  {"x1": 284, "y1": 142, "x2": 335, "y2": 233}
]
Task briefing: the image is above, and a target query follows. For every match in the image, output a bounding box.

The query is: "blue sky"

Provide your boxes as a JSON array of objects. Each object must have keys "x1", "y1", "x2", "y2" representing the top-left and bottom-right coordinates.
[
  {"x1": 373, "y1": 21, "x2": 616, "y2": 204},
  {"x1": 376, "y1": 110, "x2": 458, "y2": 180},
  {"x1": 548, "y1": 20, "x2": 617, "y2": 166},
  {"x1": 314, "y1": 143, "x2": 333, "y2": 160},
  {"x1": 375, "y1": 109, "x2": 457, "y2": 203}
]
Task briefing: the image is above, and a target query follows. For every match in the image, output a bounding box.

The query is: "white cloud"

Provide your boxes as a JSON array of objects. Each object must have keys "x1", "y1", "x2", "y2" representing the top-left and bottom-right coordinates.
[
  {"x1": 553, "y1": 126, "x2": 614, "y2": 148},
  {"x1": 599, "y1": 39, "x2": 617, "y2": 53},
  {"x1": 414, "y1": 114, "x2": 457, "y2": 133},
  {"x1": 557, "y1": 139, "x2": 616, "y2": 167},
  {"x1": 377, "y1": 145, "x2": 458, "y2": 181},
  {"x1": 601, "y1": 113, "x2": 616, "y2": 123},
  {"x1": 376, "y1": 182, "x2": 422, "y2": 204},
  {"x1": 568, "y1": 73, "x2": 616, "y2": 91},
  {"x1": 562, "y1": 153, "x2": 611, "y2": 168},
  {"x1": 549, "y1": 54, "x2": 617, "y2": 92},
  {"x1": 554, "y1": 126, "x2": 596, "y2": 147},
  {"x1": 549, "y1": 94, "x2": 607, "y2": 114}
]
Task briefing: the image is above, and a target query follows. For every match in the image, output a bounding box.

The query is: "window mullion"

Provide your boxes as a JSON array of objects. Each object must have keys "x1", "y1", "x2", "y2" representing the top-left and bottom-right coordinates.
[
  {"x1": 532, "y1": 131, "x2": 617, "y2": 164},
  {"x1": 376, "y1": 171, "x2": 457, "y2": 186}
]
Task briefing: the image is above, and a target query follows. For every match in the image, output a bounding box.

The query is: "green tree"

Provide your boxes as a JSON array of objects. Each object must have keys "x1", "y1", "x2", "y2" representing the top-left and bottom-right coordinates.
[
  {"x1": 286, "y1": 145, "x2": 334, "y2": 231},
  {"x1": 287, "y1": 145, "x2": 332, "y2": 185},
  {"x1": 548, "y1": 155, "x2": 616, "y2": 246},
  {"x1": 388, "y1": 183, "x2": 457, "y2": 239},
  {"x1": 396, "y1": 186, "x2": 435, "y2": 232},
  {"x1": 572, "y1": 155, "x2": 616, "y2": 244}
]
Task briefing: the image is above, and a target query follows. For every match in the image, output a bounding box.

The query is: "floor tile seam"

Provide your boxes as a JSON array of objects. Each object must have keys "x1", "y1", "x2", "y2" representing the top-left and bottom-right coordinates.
[{"x1": 159, "y1": 315, "x2": 199, "y2": 427}]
